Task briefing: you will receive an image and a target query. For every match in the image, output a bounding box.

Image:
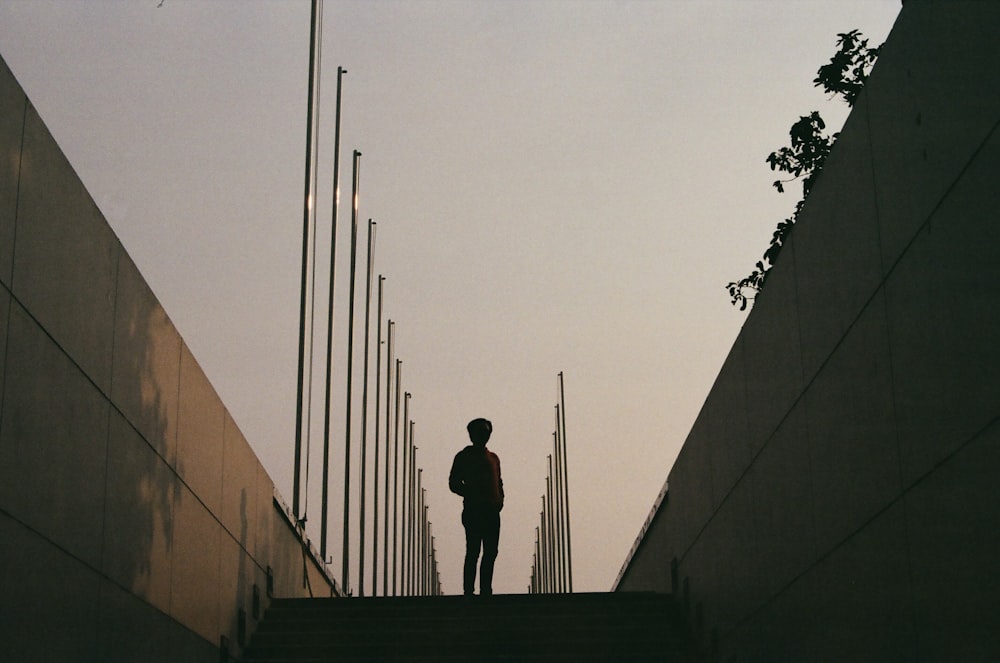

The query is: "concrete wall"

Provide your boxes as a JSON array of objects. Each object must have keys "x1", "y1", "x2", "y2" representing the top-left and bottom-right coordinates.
[
  {"x1": 616, "y1": 2, "x2": 1000, "y2": 661},
  {"x1": 0, "y1": 54, "x2": 338, "y2": 662}
]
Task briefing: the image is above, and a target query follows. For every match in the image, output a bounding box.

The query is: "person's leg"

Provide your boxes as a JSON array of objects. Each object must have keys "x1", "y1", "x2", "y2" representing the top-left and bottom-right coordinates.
[
  {"x1": 462, "y1": 509, "x2": 482, "y2": 595},
  {"x1": 479, "y1": 510, "x2": 500, "y2": 596}
]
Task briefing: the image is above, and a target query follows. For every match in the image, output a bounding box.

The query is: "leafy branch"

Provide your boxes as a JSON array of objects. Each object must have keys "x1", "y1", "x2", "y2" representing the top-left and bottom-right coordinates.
[{"x1": 727, "y1": 30, "x2": 880, "y2": 311}]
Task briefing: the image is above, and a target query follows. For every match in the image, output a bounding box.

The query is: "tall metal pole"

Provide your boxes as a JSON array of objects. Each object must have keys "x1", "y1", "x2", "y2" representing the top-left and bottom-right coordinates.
[
  {"x1": 417, "y1": 487, "x2": 423, "y2": 596},
  {"x1": 383, "y1": 320, "x2": 394, "y2": 595},
  {"x1": 414, "y1": 465, "x2": 422, "y2": 595},
  {"x1": 391, "y1": 369, "x2": 402, "y2": 595},
  {"x1": 409, "y1": 441, "x2": 417, "y2": 596},
  {"x1": 425, "y1": 518, "x2": 432, "y2": 596},
  {"x1": 293, "y1": 0, "x2": 322, "y2": 522},
  {"x1": 550, "y1": 490, "x2": 558, "y2": 593},
  {"x1": 320, "y1": 64, "x2": 346, "y2": 563},
  {"x1": 554, "y1": 412, "x2": 566, "y2": 592},
  {"x1": 341, "y1": 150, "x2": 361, "y2": 594},
  {"x1": 372, "y1": 276, "x2": 384, "y2": 595},
  {"x1": 540, "y1": 502, "x2": 549, "y2": 593},
  {"x1": 551, "y1": 427, "x2": 560, "y2": 591},
  {"x1": 534, "y1": 527, "x2": 541, "y2": 593},
  {"x1": 358, "y1": 219, "x2": 376, "y2": 597},
  {"x1": 425, "y1": 516, "x2": 432, "y2": 595},
  {"x1": 422, "y1": 501, "x2": 429, "y2": 595},
  {"x1": 546, "y1": 472, "x2": 556, "y2": 592},
  {"x1": 399, "y1": 391, "x2": 410, "y2": 594},
  {"x1": 414, "y1": 468, "x2": 421, "y2": 596},
  {"x1": 559, "y1": 372, "x2": 573, "y2": 592},
  {"x1": 418, "y1": 485, "x2": 425, "y2": 595}
]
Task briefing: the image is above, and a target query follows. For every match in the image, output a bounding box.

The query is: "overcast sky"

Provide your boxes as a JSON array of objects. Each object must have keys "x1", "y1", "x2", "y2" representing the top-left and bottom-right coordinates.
[{"x1": 0, "y1": 0, "x2": 902, "y2": 595}]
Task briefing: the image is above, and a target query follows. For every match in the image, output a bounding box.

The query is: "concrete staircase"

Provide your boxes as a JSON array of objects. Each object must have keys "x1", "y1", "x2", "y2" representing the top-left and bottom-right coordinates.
[{"x1": 241, "y1": 592, "x2": 693, "y2": 662}]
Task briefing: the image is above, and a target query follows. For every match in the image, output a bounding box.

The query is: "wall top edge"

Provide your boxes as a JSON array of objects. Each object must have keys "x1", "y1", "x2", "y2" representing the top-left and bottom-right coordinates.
[
  {"x1": 612, "y1": 477, "x2": 669, "y2": 591},
  {"x1": 272, "y1": 487, "x2": 343, "y2": 597}
]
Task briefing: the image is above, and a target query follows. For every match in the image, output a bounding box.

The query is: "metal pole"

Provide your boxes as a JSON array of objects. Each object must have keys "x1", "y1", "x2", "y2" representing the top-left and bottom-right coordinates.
[
  {"x1": 373, "y1": 279, "x2": 385, "y2": 595},
  {"x1": 429, "y1": 530, "x2": 435, "y2": 596},
  {"x1": 426, "y1": 517, "x2": 432, "y2": 595},
  {"x1": 423, "y1": 502, "x2": 429, "y2": 595},
  {"x1": 409, "y1": 441, "x2": 417, "y2": 596},
  {"x1": 547, "y1": 473, "x2": 557, "y2": 592},
  {"x1": 400, "y1": 392, "x2": 410, "y2": 594},
  {"x1": 533, "y1": 527, "x2": 540, "y2": 593},
  {"x1": 559, "y1": 372, "x2": 573, "y2": 592},
  {"x1": 341, "y1": 149, "x2": 361, "y2": 594},
  {"x1": 294, "y1": 0, "x2": 322, "y2": 522},
  {"x1": 417, "y1": 480, "x2": 424, "y2": 595},
  {"x1": 536, "y1": 527, "x2": 542, "y2": 593},
  {"x1": 358, "y1": 220, "x2": 376, "y2": 597},
  {"x1": 559, "y1": 371, "x2": 573, "y2": 593},
  {"x1": 419, "y1": 488, "x2": 426, "y2": 595},
  {"x1": 412, "y1": 467, "x2": 419, "y2": 596},
  {"x1": 535, "y1": 527, "x2": 541, "y2": 593},
  {"x1": 554, "y1": 413, "x2": 566, "y2": 592},
  {"x1": 320, "y1": 64, "x2": 346, "y2": 562},
  {"x1": 427, "y1": 524, "x2": 434, "y2": 596},
  {"x1": 382, "y1": 320, "x2": 394, "y2": 595},
  {"x1": 413, "y1": 465, "x2": 422, "y2": 596},
  {"x1": 540, "y1": 503, "x2": 549, "y2": 593},
  {"x1": 551, "y1": 427, "x2": 561, "y2": 591},
  {"x1": 546, "y1": 459, "x2": 554, "y2": 591},
  {"x1": 391, "y1": 368, "x2": 402, "y2": 595}
]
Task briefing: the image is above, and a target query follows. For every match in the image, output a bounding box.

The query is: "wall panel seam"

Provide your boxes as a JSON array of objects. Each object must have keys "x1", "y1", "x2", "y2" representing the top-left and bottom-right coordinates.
[
  {"x1": 669, "y1": 98, "x2": 994, "y2": 571},
  {"x1": 719, "y1": 411, "x2": 1000, "y2": 642}
]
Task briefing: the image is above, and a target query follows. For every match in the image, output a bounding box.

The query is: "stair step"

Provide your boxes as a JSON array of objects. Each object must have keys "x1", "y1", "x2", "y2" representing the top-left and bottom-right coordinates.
[
  {"x1": 244, "y1": 657, "x2": 676, "y2": 663},
  {"x1": 241, "y1": 592, "x2": 693, "y2": 662}
]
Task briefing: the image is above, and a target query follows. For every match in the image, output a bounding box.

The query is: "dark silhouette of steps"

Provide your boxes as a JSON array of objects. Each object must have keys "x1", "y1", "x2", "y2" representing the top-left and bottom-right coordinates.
[{"x1": 242, "y1": 592, "x2": 693, "y2": 662}]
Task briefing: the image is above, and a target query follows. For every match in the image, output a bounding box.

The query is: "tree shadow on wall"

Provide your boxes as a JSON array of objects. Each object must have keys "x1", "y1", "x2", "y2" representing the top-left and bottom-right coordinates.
[{"x1": 101, "y1": 250, "x2": 185, "y2": 650}]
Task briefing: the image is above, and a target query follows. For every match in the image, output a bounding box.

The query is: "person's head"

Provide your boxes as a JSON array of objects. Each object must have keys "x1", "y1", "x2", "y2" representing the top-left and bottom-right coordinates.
[{"x1": 467, "y1": 418, "x2": 492, "y2": 447}]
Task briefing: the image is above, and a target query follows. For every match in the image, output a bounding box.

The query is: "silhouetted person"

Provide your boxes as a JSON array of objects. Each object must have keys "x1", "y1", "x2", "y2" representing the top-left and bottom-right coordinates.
[{"x1": 449, "y1": 418, "x2": 504, "y2": 596}]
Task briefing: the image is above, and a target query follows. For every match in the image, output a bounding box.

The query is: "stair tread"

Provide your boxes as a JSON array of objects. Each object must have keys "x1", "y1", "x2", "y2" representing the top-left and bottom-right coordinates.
[{"x1": 241, "y1": 592, "x2": 692, "y2": 662}]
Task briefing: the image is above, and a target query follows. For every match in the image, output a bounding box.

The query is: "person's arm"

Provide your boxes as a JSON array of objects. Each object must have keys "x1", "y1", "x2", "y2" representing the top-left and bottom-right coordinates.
[
  {"x1": 449, "y1": 451, "x2": 465, "y2": 496},
  {"x1": 496, "y1": 455, "x2": 504, "y2": 511}
]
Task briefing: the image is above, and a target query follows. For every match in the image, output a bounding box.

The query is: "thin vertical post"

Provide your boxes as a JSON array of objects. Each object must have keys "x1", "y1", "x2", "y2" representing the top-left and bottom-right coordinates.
[
  {"x1": 358, "y1": 220, "x2": 376, "y2": 597},
  {"x1": 418, "y1": 486, "x2": 425, "y2": 595},
  {"x1": 551, "y1": 427, "x2": 561, "y2": 591},
  {"x1": 392, "y1": 368, "x2": 402, "y2": 595},
  {"x1": 427, "y1": 521, "x2": 434, "y2": 596},
  {"x1": 559, "y1": 372, "x2": 573, "y2": 592},
  {"x1": 554, "y1": 412, "x2": 566, "y2": 592},
  {"x1": 320, "y1": 64, "x2": 346, "y2": 561},
  {"x1": 534, "y1": 527, "x2": 541, "y2": 593},
  {"x1": 540, "y1": 502, "x2": 549, "y2": 593},
  {"x1": 413, "y1": 465, "x2": 422, "y2": 596},
  {"x1": 548, "y1": 474, "x2": 558, "y2": 592},
  {"x1": 373, "y1": 278, "x2": 385, "y2": 595},
  {"x1": 423, "y1": 501, "x2": 429, "y2": 595},
  {"x1": 382, "y1": 320, "x2": 394, "y2": 595},
  {"x1": 417, "y1": 491, "x2": 423, "y2": 596},
  {"x1": 399, "y1": 392, "x2": 410, "y2": 594},
  {"x1": 546, "y1": 458, "x2": 555, "y2": 592},
  {"x1": 535, "y1": 527, "x2": 541, "y2": 593},
  {"x1": 342, "y1": 149, "x2": 361, "y2": 594},
  {"x1": 293, "y1": 0, "x2": 322, "y2": 522},
  {"x1": 413, "y1": 433, "x2": 419, "y2": 594},
  {"x1": 409, "y1": 440, "x2": 417, "y2": 596}
]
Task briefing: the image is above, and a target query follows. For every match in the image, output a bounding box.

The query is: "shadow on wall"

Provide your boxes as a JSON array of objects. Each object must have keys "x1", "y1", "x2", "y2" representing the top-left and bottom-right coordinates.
[
  {"x1": 0, "y1": 51, "x2": 271, "y2": 660},
  {"x1": 105, "y1": 251, "x2": 183, "y2": 619}
]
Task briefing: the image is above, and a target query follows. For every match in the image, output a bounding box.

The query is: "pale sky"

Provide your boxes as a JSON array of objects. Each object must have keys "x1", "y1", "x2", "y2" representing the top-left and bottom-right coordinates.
[{"x1": 0, "y1": 0, "x2": 902, "y2": 595}]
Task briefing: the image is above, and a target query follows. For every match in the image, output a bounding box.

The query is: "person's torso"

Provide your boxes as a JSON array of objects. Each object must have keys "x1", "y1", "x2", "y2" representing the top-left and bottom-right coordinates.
[{"x1": 457, "y1": 446, "x2": 501, "y2": 507}]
